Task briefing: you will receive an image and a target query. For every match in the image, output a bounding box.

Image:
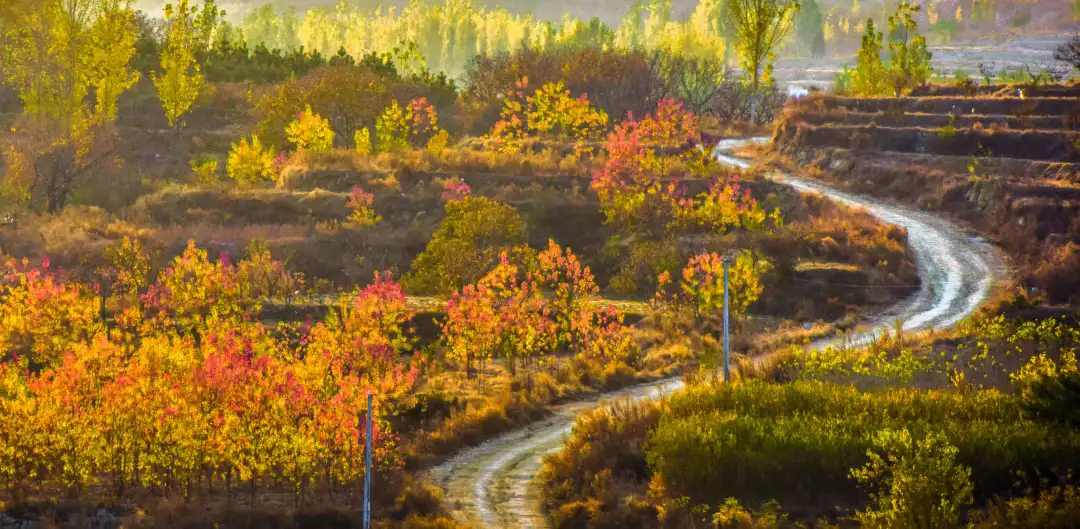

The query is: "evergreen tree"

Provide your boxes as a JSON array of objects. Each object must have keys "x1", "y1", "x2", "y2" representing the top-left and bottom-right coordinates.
[
  {"x1": 795, "y1": 0, "x2": 826, "y2": 58},
  {"x1": 885, "y1": 2, "x2": 932, "y2": 96},
  {"x1": 852, "y1": 17, "x2": 888, "y2": 96}
]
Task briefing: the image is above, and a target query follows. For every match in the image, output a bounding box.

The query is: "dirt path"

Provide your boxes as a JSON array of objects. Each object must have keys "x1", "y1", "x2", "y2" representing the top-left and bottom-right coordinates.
[{"x1": 429, "y1": 138, "x2": 1006, "y2": 528}]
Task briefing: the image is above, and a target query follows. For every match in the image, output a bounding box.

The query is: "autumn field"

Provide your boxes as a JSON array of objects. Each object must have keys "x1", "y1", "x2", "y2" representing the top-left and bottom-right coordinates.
[{"x1": 3, "y1": 0, "x2": 1080, "y2": 527}]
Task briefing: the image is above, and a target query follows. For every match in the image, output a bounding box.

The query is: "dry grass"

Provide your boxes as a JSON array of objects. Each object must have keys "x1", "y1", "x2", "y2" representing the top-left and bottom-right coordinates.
[
  {"x1": 792, "y1": 109, "x2": 1067, "y2": 131},
  {"x1": 794, "y1": 261, "x2": 863, "y2": 272},
  {"x1": 400, "y1": 350, "x2": 674, "y2": 469},
  {"x1": 278, "y1": 140, "x2": 601, "y2": 192},
  {"x1": 806, "y1": 93, "x2": 1078, "y2": 116},
  {"x1": 777, "y1": 121, "x2": 1079, "y2": 162}
]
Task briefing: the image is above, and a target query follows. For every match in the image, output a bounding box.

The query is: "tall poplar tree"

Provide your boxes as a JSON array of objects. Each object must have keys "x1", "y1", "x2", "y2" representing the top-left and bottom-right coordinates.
[
  {"x1": 152, "y1": 0, "x2": 204, "y2": 129},
  {"x1": 727, "y1": 0, "x2": 800, "y2": 123}
]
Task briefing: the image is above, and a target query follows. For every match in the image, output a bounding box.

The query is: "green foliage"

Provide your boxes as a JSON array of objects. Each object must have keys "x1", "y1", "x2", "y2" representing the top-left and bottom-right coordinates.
[
  {"x1": 787, "y1": 340, "x2": 935, "y2": 386},
  {"x1": 153, "y1": 0, "x2": 205, "y2": 128},
  {"x1": 189, "y1": 153, "x2": 219, "y2": 184},
  {"x1": 285, "y1": 104, "x2": 335, "y2": 153},
  {"x1": 884, "y1": 3, "x2": 933, "y2": 96},
  {"x1": 1021, "y1": 370, "x2": 1080, "y2": 428},
  {"x1": 852, "y1": 18, "x2": 889, "y2": 96},
  {"x1": 641, "y1": 380, "x2": 1080, "y2": 513},
  {"x1": 404, "y1": 196, "x2": 531, "y2": 296},
  {"x1": 1, "y1": 0, "x2": 139, "y2": 124},
  {"x1": 937, "y1": 115, "x2": 958, "y2": 140},
  {"x1": 376, "y1": 100, "x2": 409, "y2": 153},
  {"x1": 671, "y1": 251, "x2": 770, "y2": 322},
  {"x1": 850, "y1": 3, "x2": 932, "y2": 97},
  {"x1": 971, "y1": 0, "x2": 996, "y2": 25},
  {"x1": 726, "y1": 0, "x2": 800, "y2": 120},
  {"x1": 712, "y1": 498, "x2": 789, "y2": 528},
  {"x1": 833, "y1": 66, "x2": 855, "y2": 94},
  {"x1": 851, "y1": 428, "x2": 973, "y2": 528},
  {"x1": 930, "y1": 20, "x2": 959, "y2": 44},
  {"x1": 970, "y1": 484, "x2": 1080, "y2": 528},
  {"x1": 794, "y1": 0, "x2": 825, "y2": 57},
  {"x1": 226, "y1": 134, "x2": 275, "y2": 184},
  {"x1": 240, "y1": 4, "x2": 301, "y2": 52}
]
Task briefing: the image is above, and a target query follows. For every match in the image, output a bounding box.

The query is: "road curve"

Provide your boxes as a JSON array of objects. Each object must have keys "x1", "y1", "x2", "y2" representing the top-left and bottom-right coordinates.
[{"x1": 429, "y1": 138, "x2": 1006, "y2": 528}]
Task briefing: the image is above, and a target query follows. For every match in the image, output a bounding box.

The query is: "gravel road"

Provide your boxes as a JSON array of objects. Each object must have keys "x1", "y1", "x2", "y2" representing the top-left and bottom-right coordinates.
[{"x1": 429, "y1": 138, "x2": 1006, "y2": 528}]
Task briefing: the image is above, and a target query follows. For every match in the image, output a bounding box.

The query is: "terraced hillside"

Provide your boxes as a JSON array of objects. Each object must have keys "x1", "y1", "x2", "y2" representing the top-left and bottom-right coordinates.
[{"x1": 772, "y1": 86, "x2": 1080, "y2": 303}]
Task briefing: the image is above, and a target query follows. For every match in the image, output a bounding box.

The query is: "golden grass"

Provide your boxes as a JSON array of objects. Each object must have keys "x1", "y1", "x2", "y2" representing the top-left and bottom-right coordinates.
[{"x1": 794, "y1": 260, "x2": 863, "y2": 273}]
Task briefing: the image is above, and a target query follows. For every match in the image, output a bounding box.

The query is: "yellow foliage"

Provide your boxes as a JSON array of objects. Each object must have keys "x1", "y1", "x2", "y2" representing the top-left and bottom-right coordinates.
[
  {"x1": 355, "y1": 127, "x2": 372, "y2": 156},
  {"x1": 426, "y1": 129, "x2": 450, "y2": 157},
  {"x1": 227, "y1": 134, "x2": 276, "y2": 184}
]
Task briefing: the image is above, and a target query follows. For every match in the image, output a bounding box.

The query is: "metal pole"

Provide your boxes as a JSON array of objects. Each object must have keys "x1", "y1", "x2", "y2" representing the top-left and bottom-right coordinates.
[
  {"x1": 723, "y1": 258, "x2": 730, "y2": 382},
  {"x1": 363, "y1": 392, "x2": 373, "y2": 529}
]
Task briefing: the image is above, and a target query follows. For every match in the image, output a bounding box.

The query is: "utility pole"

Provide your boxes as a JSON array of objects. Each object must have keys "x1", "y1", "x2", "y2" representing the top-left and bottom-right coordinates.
[
  {"x1": 364, "y1": 392, "x2": 373, "y2": 529},
  {"x1": 723, "y1": 257, "x2": 731, "y2": 382}
]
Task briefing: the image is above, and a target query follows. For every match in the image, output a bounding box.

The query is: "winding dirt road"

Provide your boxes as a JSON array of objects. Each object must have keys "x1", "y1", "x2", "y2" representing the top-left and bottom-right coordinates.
[{"x1": 429, "y1": 138, "x2": 1006, "y2": 528}]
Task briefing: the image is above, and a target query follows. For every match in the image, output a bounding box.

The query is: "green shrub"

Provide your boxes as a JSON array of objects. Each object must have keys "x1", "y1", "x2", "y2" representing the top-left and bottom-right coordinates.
[
  {"x1": 404, "y1": 196, "x2": 531, "y2": 295},
  {"x1": 376, "y1": 100, "x2": 409, "y2": 153},
  {"x1": 643, "y1": 381, "x2": 1080, "y2": 512},
  {"x1": 970, "y1": 485, "x2": 1080, "y2": 528},
  {"x1": 189, "y1": 154, "x2": 219, "y2": 184},
  {"x1": 851, "y1": 428, "x2": 973, "y2": 528}
]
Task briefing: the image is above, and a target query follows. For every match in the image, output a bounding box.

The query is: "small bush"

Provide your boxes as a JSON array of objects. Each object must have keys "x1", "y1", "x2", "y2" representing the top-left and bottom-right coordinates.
[
  {"x1": 970, "y1": 485, "x2": 1080, "y2": 528},
  {"x1": 393, "y1": 481, "x2": 446, "y2": 518},
  {"x1": 285, "y1": 105, "x2": 335, "y2": 153},
  {"x1": 404, "y1": 196, "x2": 531, "y2": 295},
  {"x1": 426, "y1": 129, "x2": 449, "y2": 157},
  {"x1": 227, "y1": 135, "x2": 276, "y2": 184},
  {"x1": 346, "y1": 186, "x2": 380, "y2": 226},
  {"x1": 189, "y1": 154, "x2": 219, "y2": 184},
  {"x1": 355, "y1": 128, "x2": 372, "y2": 156},
  {"x1": 376, "y1": 101, "x2": 409, "y2": 153},
  {"x1": 851, "y1": 428, "x2": 973, "y2": 528}
]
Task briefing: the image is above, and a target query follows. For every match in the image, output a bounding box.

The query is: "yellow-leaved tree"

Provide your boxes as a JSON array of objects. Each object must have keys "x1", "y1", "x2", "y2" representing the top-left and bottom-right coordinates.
[
  {"x1": 285, "y1": 105, "x2": 335, "y2": 152},
  {"x1": 227, "y1": 135, "x2": 275, "y2": 184},
  {"x1": 0, "y1": 0, "x2": 140, "y2": 211},
  {"x1": 153, "y1": 0, "x2": 205, "y2": 129}
]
